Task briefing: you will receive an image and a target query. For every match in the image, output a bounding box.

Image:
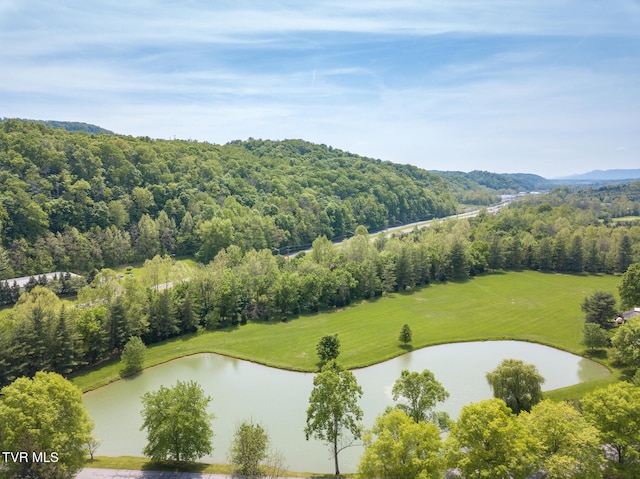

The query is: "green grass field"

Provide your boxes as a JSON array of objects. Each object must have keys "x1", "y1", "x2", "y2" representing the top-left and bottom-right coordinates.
[
  {"x1": 612, "y1": 215, "x2": 640, "y2": 223},
  {"x1": 72, "y1": 271, "x2": 622, "y2": 394}
]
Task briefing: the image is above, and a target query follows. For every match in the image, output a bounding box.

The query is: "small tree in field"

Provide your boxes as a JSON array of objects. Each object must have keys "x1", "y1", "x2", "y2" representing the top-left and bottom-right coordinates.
[
  {"x1": 581, "y1": 323, "x2": 610, "y2": 350},
  {"x1": 316, "y1": 333, "x2": 340, "y2": 364},
  {"x1": 86, "y1": 435, "x2": 102, "y2": 461},
  {"x1": 399, "y1": 324, "x2": 412, "y2": 346},
  {"x1": 120, "y1": 336, "x2": 146, "y2": 376}
]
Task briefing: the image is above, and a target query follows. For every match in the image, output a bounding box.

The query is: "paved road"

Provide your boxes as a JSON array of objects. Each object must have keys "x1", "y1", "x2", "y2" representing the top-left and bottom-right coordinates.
[{"x1": 76, "y1": 468, "x2": 312, "y2": 479}]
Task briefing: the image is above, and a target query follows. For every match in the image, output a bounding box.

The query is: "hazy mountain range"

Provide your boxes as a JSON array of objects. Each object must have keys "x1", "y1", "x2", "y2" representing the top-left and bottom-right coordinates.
[{"x1": 556, "y1": 169, "x2": 640, "y2": 181}]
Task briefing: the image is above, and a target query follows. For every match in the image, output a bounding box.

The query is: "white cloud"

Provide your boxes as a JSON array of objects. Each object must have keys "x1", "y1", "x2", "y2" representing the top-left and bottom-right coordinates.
[{"x1": 1, "y1": 1, "x2": 639, "y2": 177}]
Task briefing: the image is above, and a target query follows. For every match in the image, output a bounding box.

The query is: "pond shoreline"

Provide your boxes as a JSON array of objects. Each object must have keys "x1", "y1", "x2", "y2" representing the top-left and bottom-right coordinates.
[{"x1": 83, "y1": 340, "x2": 610, "y2": 473}]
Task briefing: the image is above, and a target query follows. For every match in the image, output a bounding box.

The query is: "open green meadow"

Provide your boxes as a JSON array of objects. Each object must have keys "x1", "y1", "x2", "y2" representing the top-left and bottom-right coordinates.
[{"x1": 72, "y1": 271, "x2": 621, "y2": 394}]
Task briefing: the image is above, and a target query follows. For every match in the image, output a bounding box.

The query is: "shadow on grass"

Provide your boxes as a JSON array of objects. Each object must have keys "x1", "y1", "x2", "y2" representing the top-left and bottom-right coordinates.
[
  {"x1": 583, "y1": 349, "x2": 608, "y2": 361},
  {"x1": 619, "y1": 367, "x2": 639, "y2": 382},
  {"x1": 119, "y1": 368, "x2": 143, "y2": 380},
  {"x1": 141, "y1": 460, "x2": 209, "y2": 473},
  {"x1": 398, "y1": 343, "x2": 413, "y2": 351}
]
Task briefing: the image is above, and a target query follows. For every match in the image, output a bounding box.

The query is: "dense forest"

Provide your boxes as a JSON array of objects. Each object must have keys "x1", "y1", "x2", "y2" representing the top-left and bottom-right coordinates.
[{"x1": 0, "y1": 119, "x2": 457, "y2": 277}]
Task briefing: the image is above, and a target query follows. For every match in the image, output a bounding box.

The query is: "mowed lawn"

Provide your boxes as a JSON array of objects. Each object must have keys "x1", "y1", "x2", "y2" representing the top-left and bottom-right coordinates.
[{"x1": 73, "y1": 271, "x2": 621, "y2": 392}]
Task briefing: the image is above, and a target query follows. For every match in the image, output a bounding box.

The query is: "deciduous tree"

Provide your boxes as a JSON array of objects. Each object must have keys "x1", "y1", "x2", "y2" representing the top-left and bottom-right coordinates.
[
  {"x1": 140, "y1": 380, "x2": 214, "y2": 463},
  {"x1": 610, "y1": 318, "x2": 640, "y2": 367},
  {"x1": 391, "y1": 369, "x2": 449, "y2": 427},
  {"x1": 444, "y1": 398, "x2": 540, "y2": 479},
  {"x1": 316, "y1": 333, "x2": 340, "y2": 364},
  {"x1": 582, "y1": 382, "x2": 640, "y2": 476},
  {"x1": 619, "y1": 262, "x2": 640, "y2": 310},
  {"x1": 486, "y1": 358, "x2": 544, "y2": 414},
  {"x1": 581, "y1": 323, "x2": 610, "y2": 351},
  {"x1": 358, "y1": 408, "x2": 443, "y2": 479},
  {"x1": 521, "y1": 399, "x2": 603, "y2": 479},
  {"x1": 0, "y1": 372, "x2": 94, "y2": 479},
  {"x1": 228, "y1": 420, "x2": 270, "y2": 478},
  {"x1": 304, "y1": 361, "x2": 363, "y2": 476}
]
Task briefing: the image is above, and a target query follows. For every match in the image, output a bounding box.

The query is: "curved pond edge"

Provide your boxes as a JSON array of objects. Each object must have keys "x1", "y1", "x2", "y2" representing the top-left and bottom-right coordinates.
[{"x1": 77, "y1": 336, "x2": 612, "y2": 396}]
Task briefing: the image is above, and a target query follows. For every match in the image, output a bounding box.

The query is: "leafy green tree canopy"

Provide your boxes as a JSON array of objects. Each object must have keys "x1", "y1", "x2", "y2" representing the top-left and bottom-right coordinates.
[
  {"x1": 316, "y1": 333, "x2": 340, "y2": 364},
  {"x1": 581, "y1": 323, "x2": 610, "y2": 351},
  {"x1": 582, "y1": 382, "x2": 640, "y2": 475},
  {"x1": 140, "y1": 380, "x2": 214, "y2": 463},
  {"x1": 0, "y1": 372, "x2": 94, "y2": 479},
  {"x1": 391, "y1": 369, "x2": 449, "y2": 427},
  {"x1": 304, "y1": 361, "x2": 363, "y2": 476},
  {"x1": 445, "y1": 398, "x2": 541, "y2": 479},
  {"x1": 619, "y1": 262, "x2": 640, "y2": 310},
  {"x1": 610, "y1": 318, "x2": 640, "y2": 367},
  {"x1": 228, "y1": 420, "x2": 270, "y2": 479},
  {"x1": 358, "y1": 408, "x2": 443, "y2": 479},
  {"x1": 486, "y1": 358, "x2": 545, "y2": 414},
  {"x1": 521, "y1": 399, "x2": 603, "y2": 479}
]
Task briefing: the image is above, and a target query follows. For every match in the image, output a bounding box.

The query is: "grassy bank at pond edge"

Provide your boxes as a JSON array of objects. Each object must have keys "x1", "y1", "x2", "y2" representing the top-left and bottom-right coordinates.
[
  {"x1": 72, "y1": 271, "x2": 622, "y2": 397},
  {"x1": 85, "y1": 456, "x2": 338, "y2": 478}
]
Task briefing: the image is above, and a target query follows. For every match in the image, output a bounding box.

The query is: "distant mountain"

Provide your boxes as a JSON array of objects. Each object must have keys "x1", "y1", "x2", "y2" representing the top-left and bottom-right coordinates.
[
  {"x1": 0, "y1": 118, "x2": 114, "y2": 134},
  {"x1": 433, "y1": 170, "x2": 551, "y2": 191},
  {"x1": 558, "y1": 169, "x2": 640, "y2": 181}
]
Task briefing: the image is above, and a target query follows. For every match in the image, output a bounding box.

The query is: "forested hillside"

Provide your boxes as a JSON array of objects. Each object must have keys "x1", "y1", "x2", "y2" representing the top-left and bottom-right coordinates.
[
  {"x1": 433, "y1": 170, "x2": 551, "y2": 205},
  {"x1": 0, "y1": 120, "x2": 455, "y2": 277}
]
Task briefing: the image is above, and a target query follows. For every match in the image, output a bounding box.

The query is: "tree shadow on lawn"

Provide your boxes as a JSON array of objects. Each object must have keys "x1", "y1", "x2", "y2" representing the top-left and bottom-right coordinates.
[
  {"x1": 141, "y1": 460, "x2": 210, "y2": 473},
  {"x1": 583, "y1": 349, "x2": 608, "y2": 361},
  {"x1": 619, "y1": 367, "x2": 639, "y2": 383}
]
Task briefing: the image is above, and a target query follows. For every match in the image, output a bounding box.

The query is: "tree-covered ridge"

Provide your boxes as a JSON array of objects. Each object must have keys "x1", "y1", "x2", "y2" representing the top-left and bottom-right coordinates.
[
  {"x1": 432, "y1": 170, "x2": 552, "y2": 205},
  {"x1": 0, "y1": 118, "x2": 114, "y2": 135},
  {"x1": 0, "y1": 120, "x2": 455, "y2": 276}
]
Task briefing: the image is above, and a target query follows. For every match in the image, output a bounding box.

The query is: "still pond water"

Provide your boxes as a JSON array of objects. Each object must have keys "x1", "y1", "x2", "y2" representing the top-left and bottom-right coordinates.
[{"x1": 83, "y1": 341, "x2": 609, "y2": 474}]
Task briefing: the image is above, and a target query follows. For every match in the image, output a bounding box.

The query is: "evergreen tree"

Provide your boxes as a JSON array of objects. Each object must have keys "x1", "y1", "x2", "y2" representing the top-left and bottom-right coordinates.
[
  {"x1": 51, "y1": 306, "x2": 77, "y2": 374},
  {"x1": 107, "y1": 295, "x2": 129, "y2": 352},
  {"x1": 399, "y1": 324, "x2": 412, "y2": 346}
]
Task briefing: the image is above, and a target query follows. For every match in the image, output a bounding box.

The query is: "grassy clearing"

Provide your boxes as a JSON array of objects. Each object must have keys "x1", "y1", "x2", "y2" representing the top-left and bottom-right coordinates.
[
  {"x1": 86, "y1": 456, "x2": 344, "y2": 477},
  {"x1": 112, "y1": 257, "x2": 196, "y2": 285},
  {"x1": 72, "y1": 271, "x2": 621, "y2": 394},
  {"x1": 612, "y1": 215, "x2": 640, "y2": 223}
]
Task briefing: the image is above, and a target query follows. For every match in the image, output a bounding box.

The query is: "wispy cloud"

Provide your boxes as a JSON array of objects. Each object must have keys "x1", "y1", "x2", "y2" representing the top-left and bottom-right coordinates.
[{"x1": 1, "y1": 0, "x2": 639, "y2": 176}]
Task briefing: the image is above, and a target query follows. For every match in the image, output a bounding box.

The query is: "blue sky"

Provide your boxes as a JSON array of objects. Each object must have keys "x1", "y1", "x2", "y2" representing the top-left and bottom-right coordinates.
[{"x1": 1, "y1": 1, "x2": 639, "y2": 177}]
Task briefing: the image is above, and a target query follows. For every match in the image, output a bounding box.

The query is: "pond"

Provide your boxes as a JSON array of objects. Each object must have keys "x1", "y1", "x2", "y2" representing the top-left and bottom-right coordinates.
[{"x1": 83, "y1": 341, "x2": 609, "y2": 474}]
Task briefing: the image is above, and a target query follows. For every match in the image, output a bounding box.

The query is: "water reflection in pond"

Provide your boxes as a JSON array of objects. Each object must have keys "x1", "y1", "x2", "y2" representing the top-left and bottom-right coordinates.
[{"x1": 83, "y1": 340, "x2": 609, "y2": 474}]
